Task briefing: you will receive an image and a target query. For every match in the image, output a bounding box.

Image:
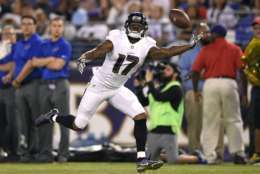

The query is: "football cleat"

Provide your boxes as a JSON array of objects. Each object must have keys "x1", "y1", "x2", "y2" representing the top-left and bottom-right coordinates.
[
  {"x1": 136, "y1": 158, "x2": 163, "y2": 173},
  {"x1": 35, "y1": 108, "x2": 59, "y2": 127},
  {"x1": 249, "y1": 153, "x2": 260, "y2": 165}
]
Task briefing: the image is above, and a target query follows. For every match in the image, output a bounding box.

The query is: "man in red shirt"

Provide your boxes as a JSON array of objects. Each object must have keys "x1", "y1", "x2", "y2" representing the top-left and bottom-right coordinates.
[{"x1": 192, "y1": 25, "x2": 247, "y2": 164}]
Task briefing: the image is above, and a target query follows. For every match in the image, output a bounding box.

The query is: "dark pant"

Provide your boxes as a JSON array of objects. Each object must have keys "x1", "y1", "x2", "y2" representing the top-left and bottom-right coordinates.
[
  {"x1": 38, "y1": 79, "x2": 70, "y2": 159},
  {"x1": 251, "y1": 86, "x2": 260, "y2": 129},
  {"x1": 248, "y1": 86, "x2": 260, "y2": 156},
  {"x1": 15, "y1": 79, "x2": 40, "y2": 157},
  {"x1": 0, "y1": 87, "x2": 19, "y2": 156}
]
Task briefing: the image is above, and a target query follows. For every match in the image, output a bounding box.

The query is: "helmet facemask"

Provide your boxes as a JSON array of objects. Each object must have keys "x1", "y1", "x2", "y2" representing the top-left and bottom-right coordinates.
[
  {"x1": 125, "y1": 13, "x2": 148, "y2": 39},
  {"x1": 127, "y1": 23, "x2": 145, "y2": 38}
]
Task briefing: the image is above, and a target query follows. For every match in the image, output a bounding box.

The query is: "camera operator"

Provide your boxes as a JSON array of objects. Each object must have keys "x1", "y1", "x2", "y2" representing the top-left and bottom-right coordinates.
[{"x1": 134, "y1": 62, "x2": 206, "y2": 164}]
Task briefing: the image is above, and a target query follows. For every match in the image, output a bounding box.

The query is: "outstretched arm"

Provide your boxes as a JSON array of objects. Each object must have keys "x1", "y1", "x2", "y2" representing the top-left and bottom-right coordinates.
[
  {"x1": 147, "y1": 44, "x2": 194, "y2": 60},
  {"x1": 77, "y1": 40, "x2": 113, "y2": 74},
  {"x1": 147, "y1": 33, "x2": 203, "y2": 60},
  {"x1": 79, "y1": 40, "x2": 113, "y2": 61}
]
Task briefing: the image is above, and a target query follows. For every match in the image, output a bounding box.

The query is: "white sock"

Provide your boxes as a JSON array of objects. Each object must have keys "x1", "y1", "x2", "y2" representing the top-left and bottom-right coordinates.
[
  {"x1": 137, "y1": 151, "x2": 146, "y2": 159},
  {"x1": 52, "y1": 114, "x2": 58, "y2": 122}
]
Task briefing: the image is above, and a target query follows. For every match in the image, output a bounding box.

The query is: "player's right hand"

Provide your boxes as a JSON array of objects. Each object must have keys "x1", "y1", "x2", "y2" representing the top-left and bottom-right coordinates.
[
  {"x1": 77, "y1": 52, "x2": 93, "y2": 74},
  {"x1": 77, "y1": 58, "x2": 86, "y2": 74}
]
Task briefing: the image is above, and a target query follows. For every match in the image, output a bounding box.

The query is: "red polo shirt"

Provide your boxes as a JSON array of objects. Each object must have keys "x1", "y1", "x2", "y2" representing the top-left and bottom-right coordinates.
[{"x1": 192, "y1": 38, "x2": 243, "y2": 79}]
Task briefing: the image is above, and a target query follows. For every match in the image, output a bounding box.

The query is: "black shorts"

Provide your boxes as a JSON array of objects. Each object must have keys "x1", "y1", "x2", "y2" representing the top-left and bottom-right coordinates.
[{"x1": 251, "y1": 86, "x2": 260, "y2": 129}]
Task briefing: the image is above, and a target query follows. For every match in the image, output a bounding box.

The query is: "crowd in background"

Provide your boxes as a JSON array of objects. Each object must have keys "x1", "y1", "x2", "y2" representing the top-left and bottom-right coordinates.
[
  {"x1": 0, "y1": 0, "x2": 260, "y2": 164},
  {"x1": 0, "y1": 0, "x2": 259, "y2": 47}
]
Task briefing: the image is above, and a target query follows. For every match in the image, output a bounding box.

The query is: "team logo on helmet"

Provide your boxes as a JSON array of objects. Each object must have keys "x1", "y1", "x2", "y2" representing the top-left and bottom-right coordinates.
[{"x1": 124, "y1": 12, "x2": 148, "y2": 39}]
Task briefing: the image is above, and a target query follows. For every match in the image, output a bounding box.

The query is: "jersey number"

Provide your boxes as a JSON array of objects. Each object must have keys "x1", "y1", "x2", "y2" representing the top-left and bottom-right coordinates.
[{"x1": 112, "y1": 54, "x2": 139, "y2": 75}]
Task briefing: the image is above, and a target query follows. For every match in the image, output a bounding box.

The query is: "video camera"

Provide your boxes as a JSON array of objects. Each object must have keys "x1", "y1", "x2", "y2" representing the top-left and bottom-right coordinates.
[{"x1": 134, "y1": 61, "x2": 167, "y2": 81}]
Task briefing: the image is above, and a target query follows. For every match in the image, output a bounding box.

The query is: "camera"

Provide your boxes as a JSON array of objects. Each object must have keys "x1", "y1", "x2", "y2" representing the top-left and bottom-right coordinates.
[{"x1": 134, "y1": 61, "x2": 167, "y2": 81}]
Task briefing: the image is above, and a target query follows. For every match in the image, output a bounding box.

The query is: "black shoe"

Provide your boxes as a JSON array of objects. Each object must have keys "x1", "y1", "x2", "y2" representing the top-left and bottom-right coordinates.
[
  {"x1": 249, "y1": 153, "x2": 260, "y2": 165},
  {"x1": 136, "y1": 158, "x2": 164, "y2": 173},
  {"x1": 233, "y1": 154, "x2": 247, "y2": 164},
  {"x1": 35, "y1": 108, "x2": 59, "y2": 127},
  {"x1": 192, "y1": 149, "x2": 208, "y2": 164}
]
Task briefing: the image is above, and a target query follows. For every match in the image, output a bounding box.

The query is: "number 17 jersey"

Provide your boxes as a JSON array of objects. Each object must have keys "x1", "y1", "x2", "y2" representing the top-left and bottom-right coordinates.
[{"x1": 92, "y1": 29, "x2": 156, "y2": 89}]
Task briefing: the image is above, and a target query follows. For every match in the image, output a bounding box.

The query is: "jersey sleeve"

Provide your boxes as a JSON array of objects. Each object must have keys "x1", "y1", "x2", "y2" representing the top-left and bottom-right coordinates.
[
  {"x1": 144, "y1": 36, "x2": 157, "y2": 57},
  {"x1": 105, "y1": 29, "x2": 120, "y2": 46},
  {"x1": 146, "y1": 36, "x2": 157, "y2": 49}
]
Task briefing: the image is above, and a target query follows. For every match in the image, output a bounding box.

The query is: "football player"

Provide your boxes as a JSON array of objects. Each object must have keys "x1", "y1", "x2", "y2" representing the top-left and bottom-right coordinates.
[{"x1": 35, "y1": 12, "x2": 200, "y2": 172}]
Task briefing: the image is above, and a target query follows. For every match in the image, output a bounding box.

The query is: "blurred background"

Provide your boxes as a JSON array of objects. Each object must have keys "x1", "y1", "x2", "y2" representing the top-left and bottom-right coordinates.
[{"x1": 0, "y1": 0, "x2": 259, "y2": 163}]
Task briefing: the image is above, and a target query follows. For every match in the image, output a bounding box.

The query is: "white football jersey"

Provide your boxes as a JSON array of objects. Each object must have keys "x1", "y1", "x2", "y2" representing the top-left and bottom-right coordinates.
[{"x1": 91, "y1": 29, "x2": 156, "y2": 89}]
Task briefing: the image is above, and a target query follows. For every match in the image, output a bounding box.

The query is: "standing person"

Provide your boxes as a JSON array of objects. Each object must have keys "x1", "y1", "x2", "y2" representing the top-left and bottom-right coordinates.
[
  {"x1": 0, "y1": 25, "x2": 19, "y2": 161},
  {"x1": 192, "y1": 24, "x2": 247, "y2": 164},
  {"x1": 246, "y1": 17, "x2": 260, "y2": 165},
  {"x1": 14, "y1": 17, "x2": 71, "y2": 163},
  {"x1": 35, "y1": 12, "x2": 200, "y2": 172},
  {"x1": 178, "y1": 22, "x2": 209, "y2": 154},
  {"x1": 12, "y1": 15, "x2": 43, "y2": 162},
  {"x1": 179, "y1": 22, "x2": 225, "y2": 160}
]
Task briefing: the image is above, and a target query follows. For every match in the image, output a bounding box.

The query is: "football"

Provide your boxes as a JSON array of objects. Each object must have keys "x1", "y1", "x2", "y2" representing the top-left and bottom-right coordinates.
[{"x1": 169, "y1": 9, "x2": 191, "y2": 29}]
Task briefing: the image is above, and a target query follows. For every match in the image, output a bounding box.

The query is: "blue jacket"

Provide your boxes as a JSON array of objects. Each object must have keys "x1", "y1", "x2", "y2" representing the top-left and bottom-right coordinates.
[{"x1": 178, "y1": 44, "x2": 204, "y2": 92}]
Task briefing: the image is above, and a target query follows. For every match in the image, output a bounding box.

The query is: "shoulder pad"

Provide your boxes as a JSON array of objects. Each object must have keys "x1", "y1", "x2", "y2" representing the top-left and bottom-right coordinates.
[
  {"x1": 145, "y1": 36, "x2": 156, "y2": 45},
  {"x1": 108, "y1": 29, "x2": 121, "y2": 37}
]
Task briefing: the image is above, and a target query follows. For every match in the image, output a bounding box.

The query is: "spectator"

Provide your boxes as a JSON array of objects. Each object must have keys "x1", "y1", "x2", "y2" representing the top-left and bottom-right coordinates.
[
  {"x1": 53, "y1": 0, "x2": 76, "y2": 21},
  {"x1": 0, "y1": 25, "x2": 19, "y2": 161},
  {"x1": 106, "y1": 0, "x2": 128, "y2": 28},
  {"x1": 12, "y1": 15, "x2": 43, "y2": 162},
  {"x1": 147, "y1": 4, "x2": 174, "y2": 46},
  {"x1": 247, "y1": 17, "x2": 260, "y2": 165},
  {"x1": 0, "y1": 0, "x2": 11, "y2": 18},
  {"x1": 142, "y1": 0, "x2": 153, "y2": 18},
  {"x1": 235, "y1": 5, "x2": 254, "y2": 49},
  {"x1": 178, "y1": 22, "x2": 208, "y2": 153},
  {"x1": 35, "y1": 8, "x2": 49, "y2": 36},
  {"x1": 71, "y1": 1, "x2": 89, "y2": 28},
  {"x1": 14, "y1": 17, "x2": 72, "y2": 163},
  {"x1": 179, "y1": 22, "x2": 225, "y2": 160},
  {"x1": 207, "y1": 0, "x2": 238, "y2": 29},
  {"x1": 135, "y1": 62, "x2": 206, "y2": 164},
  {"x1": 192, "y1": 24, "x2": 247, "y2": 164},
  {"x1": 76, "y1": 22, "x2": 109, "y2": 41},
  {"x1": 180, "y1": 0, "x2": 207, "y2": 21},
  {"x1": 35, "y1": 0, "x2": 52, "y2": 15}
]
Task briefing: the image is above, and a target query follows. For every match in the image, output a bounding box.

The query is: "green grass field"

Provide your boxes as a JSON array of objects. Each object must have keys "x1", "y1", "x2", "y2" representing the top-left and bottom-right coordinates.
[{"x1": 0, "y1": 163, "x2": 259, "y2": 174}]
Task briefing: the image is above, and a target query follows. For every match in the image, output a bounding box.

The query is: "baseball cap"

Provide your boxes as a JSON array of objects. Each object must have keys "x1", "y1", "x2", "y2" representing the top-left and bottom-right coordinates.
[
  {"x1": 211, "y1": 24, "x2": 227, "y2": 37},
  {"x1": 252, "y1": 16, "x2": 260, "y2": 26}
]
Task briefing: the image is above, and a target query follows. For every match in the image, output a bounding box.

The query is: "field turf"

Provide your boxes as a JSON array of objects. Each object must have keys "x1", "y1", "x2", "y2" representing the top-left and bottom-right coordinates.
[{"x1": 0, "y1": 162, "x2": 259, "y2": 174}]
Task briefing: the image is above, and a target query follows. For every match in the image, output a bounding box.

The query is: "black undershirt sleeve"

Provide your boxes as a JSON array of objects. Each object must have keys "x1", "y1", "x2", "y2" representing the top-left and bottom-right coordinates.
[
  {"x1": 135, "y1": 86, "x2": 149, "y2": 107},
  {"x1": 147, "y1": 82, "x2": 183, "y2": 111}
]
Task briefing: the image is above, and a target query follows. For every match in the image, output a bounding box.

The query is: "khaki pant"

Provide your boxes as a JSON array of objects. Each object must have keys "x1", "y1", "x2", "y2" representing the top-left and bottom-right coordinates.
[
  {"x1": 185, "y1": 90, "x2": 224, "y2": 158},
  {"x1": 202, "y1": 78, "x2": 244, "y2": 163}
]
